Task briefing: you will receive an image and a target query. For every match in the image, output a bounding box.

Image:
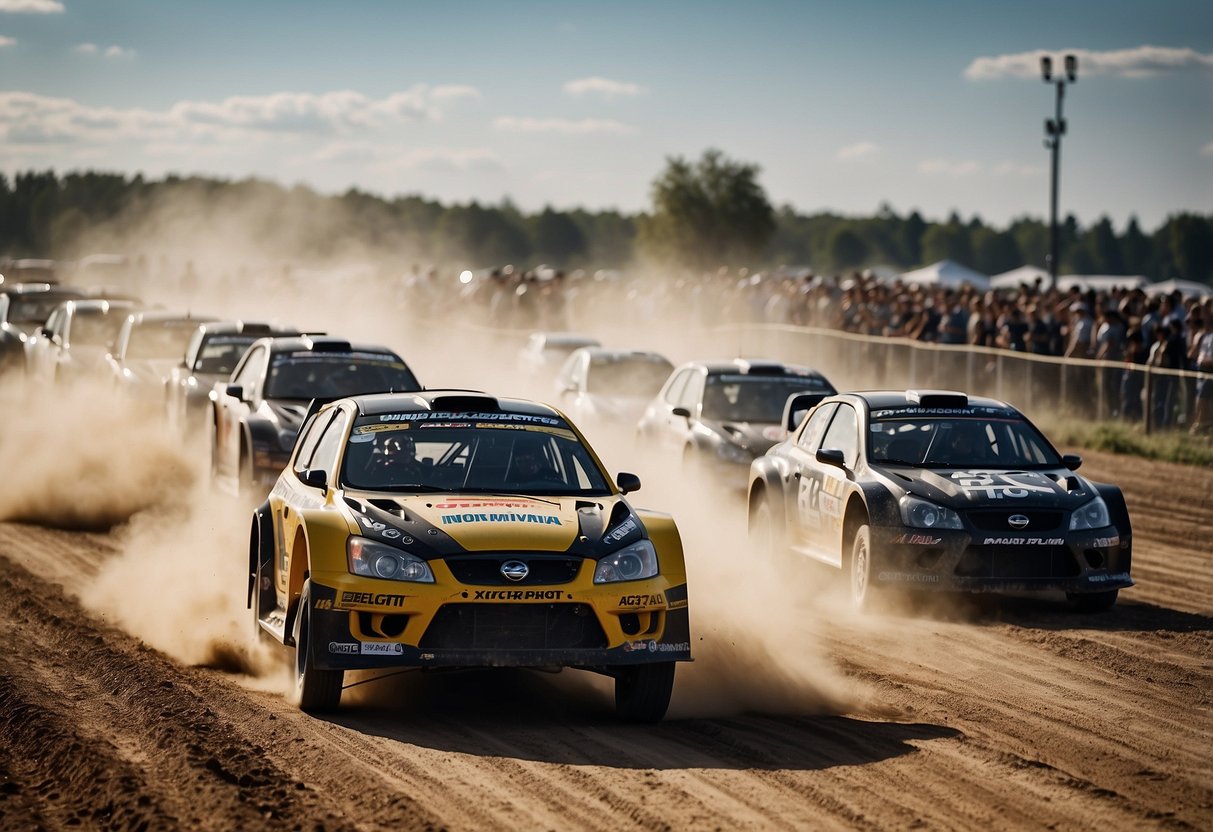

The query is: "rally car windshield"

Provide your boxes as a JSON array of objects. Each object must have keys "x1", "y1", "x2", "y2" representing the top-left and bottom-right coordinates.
[
  {"x1": 703, "y1": 375, "x2": 833, "y2": 423},
  {"x1": 125, "y1": 322, "x2": 197, "y2": 360},
  {"x1": 194, "y1": 335, "x2": 257, "y2": 374},
  {"x1": 586, "y1": 357, "x2": 674, "y2": 397},
  {"x1": 71, "y1": 311, "x2": 127, "y2": 348},
  {"x1": 868, "y1": 416, "x2": 1062, "y2": 469},
  {"x1": 342, "y1": 415, "x2": 612, "y2": 496},
  {"x1": 265, "y1": 352, "x2": 419, "y2": 399}
]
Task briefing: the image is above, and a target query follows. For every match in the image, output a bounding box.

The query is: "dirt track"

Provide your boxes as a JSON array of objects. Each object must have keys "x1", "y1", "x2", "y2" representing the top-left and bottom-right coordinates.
[{"x1": 0, "y1": 447, "x2": 1210, "y2": 831}]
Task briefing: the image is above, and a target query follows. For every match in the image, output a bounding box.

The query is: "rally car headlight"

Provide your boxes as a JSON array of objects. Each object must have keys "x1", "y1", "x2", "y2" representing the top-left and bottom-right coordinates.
[
  {"x1": 899, "y1": 495, "x2": 963, "y2": 530},
  {"x1": 1069, "y1": 497, "x2": 1110, "y2": 531},
  {"x1": 347, "y1": 537, "x2": 434, "y2": 583},
  {"x1": 594, "y1": 540, "x2": 659, "y2": 584}
]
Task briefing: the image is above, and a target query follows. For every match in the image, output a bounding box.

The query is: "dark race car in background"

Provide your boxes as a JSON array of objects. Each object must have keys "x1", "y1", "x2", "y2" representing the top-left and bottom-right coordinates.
[
  {"x1": 249, "y1": 390, "x2": 690, "y2": 721},
  {"x1": 0, "y1": 283, "x2": 87, "y2": 377},
  {"x1": 748, "y1": 390, "x2": 1133, "y2": 611},
  {"x1": 211, "y1": 334, "x2": 421, "y2": 491},
  {"x1": 636, "y1": 358, "x2": 836, "y2": 488},
  {"x1": 165, "y1": 321, "x2": 299, "y2": 435}
]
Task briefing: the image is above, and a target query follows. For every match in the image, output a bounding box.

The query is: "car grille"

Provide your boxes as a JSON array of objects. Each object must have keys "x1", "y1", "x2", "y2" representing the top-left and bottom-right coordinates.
[
  {"x1": 965, "y1": 510, "x2": 1064, "y2": 532},
  {"x1": 419, "y1": 603, "x2": 607, "y2": 650},
  {"x1": 954, "y1": 546, "x2": 1080, "y2": 579},
  {"x1": 443, "y1": 554, "x2": 585, "y2": 586}
]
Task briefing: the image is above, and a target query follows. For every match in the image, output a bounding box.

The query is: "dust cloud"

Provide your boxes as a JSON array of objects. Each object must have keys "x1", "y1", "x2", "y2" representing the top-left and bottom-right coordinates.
[{"x1": 4, "y1": 187, "x2": 893, "y2": 720}]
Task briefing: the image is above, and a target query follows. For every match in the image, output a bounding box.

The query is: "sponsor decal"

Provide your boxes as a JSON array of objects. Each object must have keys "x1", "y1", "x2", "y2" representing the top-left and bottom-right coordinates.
[
  {"x1": 435, "y1": 499, "x2": 535, "y2": 509},
  {"x1": 328, "y1": 642, "x2": 358, "y2": 654},
  {"x1": 472, "y1": 589, "x2": 564, "y2": 601},
  {"x1": 355, "y1": 423, "x2": 412, "y2": 434},
  {"x1": 382, "y1": 528, "x2": 402, "y2": 539},
  {"x1": 667, "y1": 599, "x2": 689, "y2": 611},
  {"x1": 340, "y1": 591, "x2": 407, "y2": 608},
  {"x1": 358, "y1": 516, "x2": 388, "y2": 532},
  {"x1": 604, "y1": 517, "x2": 638, "y2": 544},
  {"x1": 951, "y1": 471, "x2": 1057, "y2": 500},
  {"x1": 361, "y1": 642, "x2": 404, "y2": 655},
  {"x1": 440, "y1": 512, "x2": 561, "y2": 526},
  {"x1": 618, "y1": 594, "x2": 664, "y2": 607},
  {"x1": 314, "y1": 598, "x2": 334, "y2": 610},
  {"x1": 623, "y1": 640, "x2": 689, "y2": 653},
  {"x1": 379, "y1": 411, "x2": 563, "y2": 426},
  {"x1": 981, "y1": 536, "x2": 1064, "y2": 546},
  {"x1": 871, "y1": 406, "x2": 1013, "y2": 419},
  {"x1": 1089, "y1": 572, "x2": 1130, "y2": 583},
  {"x1": 891, "y1": 533, "x2": 943, "y2": 545},
  {"x1": 1092, "y1": 535, "x2": 1120, "y2": 548},
  {"x1": 420, "y1": 421, "x2": 469, "y2": 429},
  {"x1": 877, "y1": 571, "x2": 941, "y2": 583}
]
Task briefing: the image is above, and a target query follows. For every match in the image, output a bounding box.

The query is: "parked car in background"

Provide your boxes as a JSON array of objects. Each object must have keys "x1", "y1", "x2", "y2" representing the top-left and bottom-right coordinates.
[
  {"x1": 210, "y1": 334, "x2": 421, "y2": 491},
  {"x1": 165, "y1": 320, "x2": 299, "y2": 435},
  {"x1": 25, "y1": 298, "x2": 140, "y2": 385},
  {"x1": 108, "y1": 311, "x2": 218, "y2": 398},
  {"x1": 747, "y1": 389, "x2": 1133, "y2": 611},
  {"x1": 554, "y1": 347, "x2": 674, "y2": 430},
  {"x1": 636, "y1": 358, "x2": 836, "y2": 487}
]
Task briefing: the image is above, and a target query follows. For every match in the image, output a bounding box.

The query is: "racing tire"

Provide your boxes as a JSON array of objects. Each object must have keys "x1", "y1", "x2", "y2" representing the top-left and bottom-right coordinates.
[
  {"x1": 615, "y1": 662, "x2": 675, "y2": 723},
  {"x1": 749, "y1": 494, "x2": 793, "y2": 573},
  {"x1": 293, "y1": 581, "x2": 344, "y2": 713},
  {"x1": 848, "y1": 524, "x2": 882, "y2": 612},
  {"x1": 1067, "y1": 589, "x2": 1118, "y2": 613}
]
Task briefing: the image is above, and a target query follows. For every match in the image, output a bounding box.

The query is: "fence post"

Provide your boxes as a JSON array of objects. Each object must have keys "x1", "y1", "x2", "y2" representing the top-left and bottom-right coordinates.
[{"x1": 1144, "y1": 367, "x2": 1153, "y2": 436}]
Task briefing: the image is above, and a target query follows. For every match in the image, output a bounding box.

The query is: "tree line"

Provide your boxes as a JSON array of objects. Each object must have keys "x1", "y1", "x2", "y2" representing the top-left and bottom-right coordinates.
[{"x1": 2, "y1": 152, "x2": 1210, "y2": 284}]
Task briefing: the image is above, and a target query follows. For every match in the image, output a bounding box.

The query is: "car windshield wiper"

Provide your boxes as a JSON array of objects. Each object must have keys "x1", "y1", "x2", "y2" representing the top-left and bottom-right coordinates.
[
  {"x1": 351, "y1": 483, "x2": 450, "y2": 493},
  {"x1": 462, "y1": 490, "x2": 562, "y2": 507}
]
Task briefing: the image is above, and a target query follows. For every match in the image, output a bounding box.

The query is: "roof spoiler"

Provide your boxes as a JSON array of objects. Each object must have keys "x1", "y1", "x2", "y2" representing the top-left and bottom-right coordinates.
[{"x1": 906, "y1": 390, "x2": 968, "y2": 407}]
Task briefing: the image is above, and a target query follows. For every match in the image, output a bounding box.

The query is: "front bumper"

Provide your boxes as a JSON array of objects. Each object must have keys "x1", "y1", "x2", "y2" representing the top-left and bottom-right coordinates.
[
  {"x1": 304, "y1": 568, "x2": 692, "y2": 671},
  {"x1": 870, "y1": 524, "x2": 1133, "y2": 594}
]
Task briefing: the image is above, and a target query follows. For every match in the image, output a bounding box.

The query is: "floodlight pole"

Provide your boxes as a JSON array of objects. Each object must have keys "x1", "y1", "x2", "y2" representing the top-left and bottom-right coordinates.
[{"x1": 1042, "y1": 54, "x2": 1077, "y2": 293}]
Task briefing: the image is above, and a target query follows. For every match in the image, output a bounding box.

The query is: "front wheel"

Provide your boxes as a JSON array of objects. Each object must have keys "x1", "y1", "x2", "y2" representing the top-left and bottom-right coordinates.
[
  {"x1": 615, "y1": 662, "x2": 675, "y2": 723},
  {"x1": 1067, "y1": 589, "x2": 1118, "y2": 613},
  {"x1": 293, "y1": 581, "x2": 344, "y2": 712},
  {"x1": 849, "y1": 523, "x2": 881, "y2": 611}
]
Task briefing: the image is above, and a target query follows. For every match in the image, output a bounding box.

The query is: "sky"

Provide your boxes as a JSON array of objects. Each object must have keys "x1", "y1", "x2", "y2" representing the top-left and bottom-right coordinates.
[{"x1": 0, "y1": 0, "x2": 1210, "y2": 231}]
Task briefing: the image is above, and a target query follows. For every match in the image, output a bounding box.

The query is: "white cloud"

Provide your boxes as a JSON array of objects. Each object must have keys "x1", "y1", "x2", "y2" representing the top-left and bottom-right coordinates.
[
  {"x1": 1202, "y1": 142, "x2": 1213, "y2": 157},
  {"x1": 0, "y1": 35, "x2": 15, "y2": 47},
  {"x1": 104, "y1": 45, "x2": 134, "y2": 59},
  {"x1": 836, "y1": 141, "x2": 878, "y2": 160},
  {"x1": 919, "y1": 159, "x2": 981, "y2": 177},
  {"x1": 991, "y1": 160, "x2": 1043, "y2": 177},
  {"x1": 73, "y1": 43, "x2": 97, "y2": 54},
  {"x1": 304, "y1": 142, "x2": 501, "y2": 173},
  {"x1": 0, "y1": 86, "x2": 482, "y2": 145},
  {"x1": 0, "y1": 0, "x2": 64, "y2": 13},
  {"x1": 430, "y1": 85, "x2": 481, "y2": 102},
  {"x1": 562, "y1": 77, "x2": 645, "y2": 99},
  {"x1": 965, "y1": 46, "x2": 1213, "y2": 81},
  {"x1": 493, "y1": 116, "x2": 635, "y2": 135}
]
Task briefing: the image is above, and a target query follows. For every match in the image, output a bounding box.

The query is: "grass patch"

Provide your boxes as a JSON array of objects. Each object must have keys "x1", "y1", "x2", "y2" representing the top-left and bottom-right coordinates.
[{"x1": 1037, "y1": 417, "x2": 1213, "y2": 467}]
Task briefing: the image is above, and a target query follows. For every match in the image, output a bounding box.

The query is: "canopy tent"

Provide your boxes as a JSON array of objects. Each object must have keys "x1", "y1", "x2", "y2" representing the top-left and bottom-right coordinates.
[
  {"x1": 898, "y1": 260, "x2": 990, "y2": 290},
  {"x1": 1144, "y1": 279, "x2": 1213, "y2": 298},
  {"x1": 990, "y1": 265, "x2": 1049, "y2": 290},
  {"x1": 1055, "y1": 274, "x2": 1149, "y2": 292}
]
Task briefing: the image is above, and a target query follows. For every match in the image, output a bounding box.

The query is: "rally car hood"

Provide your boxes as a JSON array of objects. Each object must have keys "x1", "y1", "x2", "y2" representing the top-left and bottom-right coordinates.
[
  {"x1": 707, "y1": 419, "x2": 782, "y2": 456},
  {"x1": 266, "y1": 399, "x2": 310, "y2": 430},
  {"x1": 123, "y1": 358, "x2": 176, "y2": 385},
  {"x1": 891, "y1": 466, "x2": 1093, "y2": 509},
  {"x1": 342, "y1": 491, "x2": 638, "y2": 556}
]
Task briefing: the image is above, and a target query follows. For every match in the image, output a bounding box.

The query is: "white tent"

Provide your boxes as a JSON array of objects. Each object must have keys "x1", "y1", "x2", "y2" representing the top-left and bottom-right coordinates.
[
  {"x1": 899, "y1": 260, "x2": 990, "y2": 290},
  {"x1": 1144, "y1": 279, "x2": 1213, "y2": 298},
  {"x1": 1056, "y1": 274, "x2": 1149, "y2": 292},
  {"x1": 990, "y1": 265, "x2": 1049, "y2": 290}
]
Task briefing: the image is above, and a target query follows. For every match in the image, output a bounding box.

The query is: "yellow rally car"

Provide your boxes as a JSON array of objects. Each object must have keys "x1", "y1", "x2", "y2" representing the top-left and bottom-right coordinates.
[{"x1": 248, "y1": 391, "x2": 691, "y2": 721}]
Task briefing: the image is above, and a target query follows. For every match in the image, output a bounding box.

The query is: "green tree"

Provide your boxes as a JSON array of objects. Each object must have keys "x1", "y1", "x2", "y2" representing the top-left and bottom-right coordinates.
[
  {"x1": 1120, "y1": 216, "x2": 1153, "y2": 276},
  {"x1": 920, "y1": 221, "x2": 974, "y2": 267},
  {"x1": 1165, "y1": 213, "x2": 1213, "y2": 283},
  {"x1": 826, "y1": 226, "x2": 869, "y2": 271},
  {"x1": 638, "y1": 149, "x2": 775, "y2": 270},
  {"x1": 532, "y1": 207, "x2": 587, "y2": 265}
]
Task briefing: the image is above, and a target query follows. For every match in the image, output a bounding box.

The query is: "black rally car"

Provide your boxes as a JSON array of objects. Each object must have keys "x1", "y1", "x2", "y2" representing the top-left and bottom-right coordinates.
[{"x1": 747, "y1": 390, "x2": 1132, "y2": 611}]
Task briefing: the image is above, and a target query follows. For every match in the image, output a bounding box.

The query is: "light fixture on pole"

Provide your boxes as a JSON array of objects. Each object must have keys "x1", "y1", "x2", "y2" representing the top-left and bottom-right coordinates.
[{"x1": 1042, "y1": 53, "x2": 1077, "y2": 292}]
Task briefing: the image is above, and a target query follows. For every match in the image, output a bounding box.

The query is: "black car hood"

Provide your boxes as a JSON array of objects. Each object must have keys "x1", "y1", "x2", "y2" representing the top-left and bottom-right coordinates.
[
  {"x1": 266, "y1": 399, "x2": 310, "y2": 430},
  {"x1": 706, "y1": 419, "x2": 782, "y2": 455},
  {"x1": 890, "y1": 467, "x2": 1093, "y2": 510}
]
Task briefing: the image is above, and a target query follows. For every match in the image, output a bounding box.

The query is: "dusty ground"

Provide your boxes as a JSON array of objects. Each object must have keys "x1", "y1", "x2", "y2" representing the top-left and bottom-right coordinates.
[{"x1": 0, "y1": 443, "x2": 1209, "y2": 831}]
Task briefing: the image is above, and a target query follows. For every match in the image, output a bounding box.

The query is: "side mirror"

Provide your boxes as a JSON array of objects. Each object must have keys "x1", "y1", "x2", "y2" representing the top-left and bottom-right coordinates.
[
  {"x1": 301, "y1": 468, "x2": 328, "y2": 490},
  {"x1": 616, "y1": 471, "x2": 642, "y2": 494},
  {"x1": 672, "y1": 406, "x2": 691, "y2": 419},
  {"x1": 225, "y1": 384, "x2": 245, "y2": 401},
  {"x1": 1062, "y1": 453, "x2": 1083, "y2": 471},
  {"x1": 815, "y1": 448, "x2": 847, "y2": 469}
]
